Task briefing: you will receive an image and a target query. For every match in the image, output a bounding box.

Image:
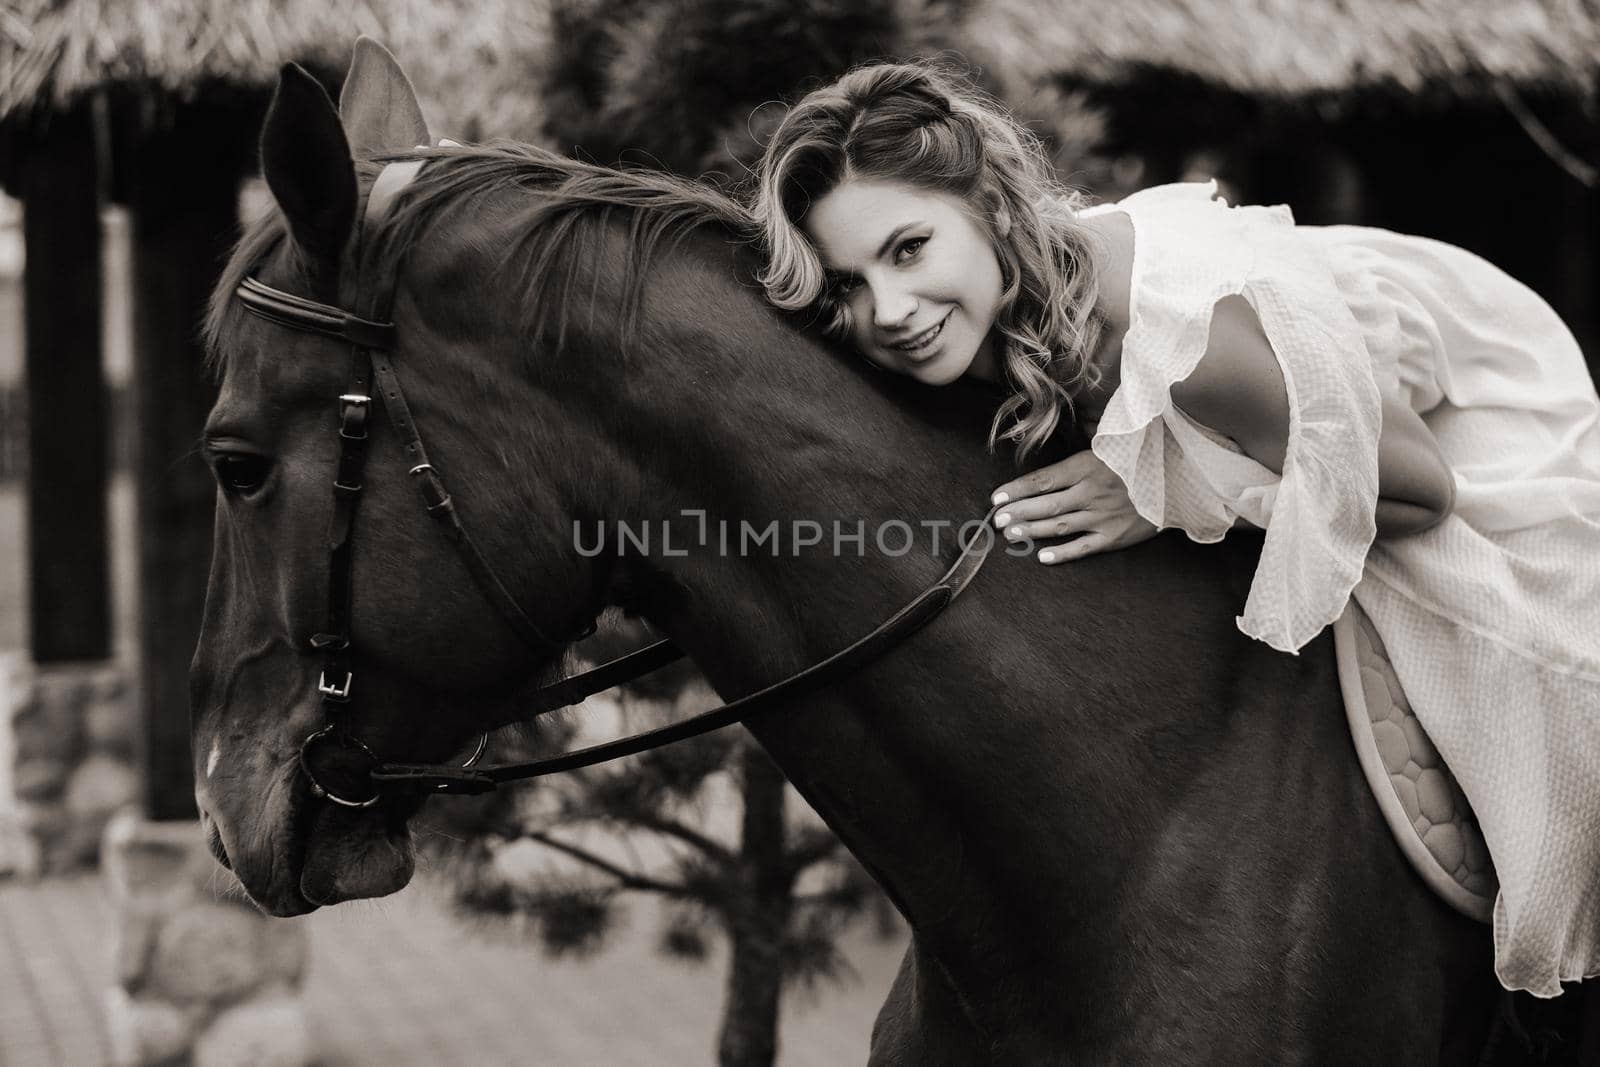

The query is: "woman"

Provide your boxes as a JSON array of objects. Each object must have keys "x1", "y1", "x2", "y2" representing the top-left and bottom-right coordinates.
[{"x1": 750, "y1": 61, "x2": 1600, "y2": 997}]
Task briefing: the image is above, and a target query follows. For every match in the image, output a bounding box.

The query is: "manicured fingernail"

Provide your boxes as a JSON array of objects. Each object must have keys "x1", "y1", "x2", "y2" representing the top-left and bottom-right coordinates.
[
  {"x1": 1007, "y1": 526, "x2": 1024, "y2": 540},
  {"x1": 991, "y1": 491, "x2": 1009, "y2": 506},
  {"x1": 994, "y1": 512, "x2": 1011, "y2": 528},
  {"x1": 1038, "y1": 550, "x2": 1055, "y2": 563}
]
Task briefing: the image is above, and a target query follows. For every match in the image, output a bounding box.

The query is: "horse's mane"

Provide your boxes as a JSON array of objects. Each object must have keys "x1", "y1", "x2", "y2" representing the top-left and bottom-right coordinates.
[{"x1": 205, "y1": 141, "x2": 759, "y2": 371}]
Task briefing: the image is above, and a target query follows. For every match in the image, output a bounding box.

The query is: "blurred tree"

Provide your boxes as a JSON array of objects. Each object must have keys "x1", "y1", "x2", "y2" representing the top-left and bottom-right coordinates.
[
  {"x1": 540, "y1": 0, "x2": 903, "y2": 175},
  {"x1": 535, "y1": 0, "x2": 1113, "y2": 186},
  {"x1": 425, "y1": 621, "x2": 882, "y2": 1067}
]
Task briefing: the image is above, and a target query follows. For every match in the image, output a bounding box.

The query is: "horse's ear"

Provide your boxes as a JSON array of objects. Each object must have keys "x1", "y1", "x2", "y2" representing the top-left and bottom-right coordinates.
[
  {"x1": 339, "y1": 37, "x2": 431, "y2": 158},
  {"x1": 261, "y1": 64, "x2": 357, "y2": 263}
]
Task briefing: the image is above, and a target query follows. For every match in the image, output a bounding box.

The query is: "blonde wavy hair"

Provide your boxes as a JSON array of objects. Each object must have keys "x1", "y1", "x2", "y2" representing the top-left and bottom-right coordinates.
[{"x1": 753, "y1": 61, "x2": 1104, "y2": 461}]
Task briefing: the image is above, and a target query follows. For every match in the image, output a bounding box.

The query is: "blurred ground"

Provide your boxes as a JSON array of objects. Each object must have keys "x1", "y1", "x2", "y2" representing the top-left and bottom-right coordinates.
[{"x1": 0, "y1": 872, "x2": 907, "y2": 1066}]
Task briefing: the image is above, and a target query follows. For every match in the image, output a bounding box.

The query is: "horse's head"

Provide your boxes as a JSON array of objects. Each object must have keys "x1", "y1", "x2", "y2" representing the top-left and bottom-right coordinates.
[{"x1": 191, "y1": 41, "x2": 604, "y2": 915}]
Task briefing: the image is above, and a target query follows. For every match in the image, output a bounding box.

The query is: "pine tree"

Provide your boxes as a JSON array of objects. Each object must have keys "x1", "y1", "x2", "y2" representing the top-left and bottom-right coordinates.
[
  {"x1": 540, "y1": 0, "x2": 905, "y2": 176},
  {"x1": 426, "y1": 622, "x2": 883, "y2": 1067}
]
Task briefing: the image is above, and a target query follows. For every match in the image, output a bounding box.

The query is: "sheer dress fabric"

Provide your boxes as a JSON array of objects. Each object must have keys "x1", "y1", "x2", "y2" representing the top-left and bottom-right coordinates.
[{"x1": 1081, "y1": 182, "x2": 1600, "y2": 996}]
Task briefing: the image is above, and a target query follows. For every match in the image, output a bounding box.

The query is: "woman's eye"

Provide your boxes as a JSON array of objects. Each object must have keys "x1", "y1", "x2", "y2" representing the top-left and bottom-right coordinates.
[
  {"x1": 832, "y1": 275, "x2": 863, "y2": 297},
  {"x1": 213, "y1": 453, "x2": 271, "y2": 495},
  {"x1": 894, "y1": 237, "x2": 926, "y2": 262}
]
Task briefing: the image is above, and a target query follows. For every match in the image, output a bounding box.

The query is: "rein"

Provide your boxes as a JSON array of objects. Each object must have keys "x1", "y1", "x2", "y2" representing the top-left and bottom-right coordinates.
[{"x1": 233, "y1": 158, "x2": 998, "y2": 806}]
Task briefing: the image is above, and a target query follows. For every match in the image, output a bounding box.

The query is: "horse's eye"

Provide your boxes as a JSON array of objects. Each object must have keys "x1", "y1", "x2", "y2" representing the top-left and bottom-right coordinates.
[{"x1": 213, "y1": 453, "x2": 271, "y2": 495}]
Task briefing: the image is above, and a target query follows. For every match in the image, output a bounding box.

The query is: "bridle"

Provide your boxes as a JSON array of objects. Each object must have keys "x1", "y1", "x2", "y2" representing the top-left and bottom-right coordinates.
[{"x1": 230, "y1": 157, "x2": 998, "y2": 808}]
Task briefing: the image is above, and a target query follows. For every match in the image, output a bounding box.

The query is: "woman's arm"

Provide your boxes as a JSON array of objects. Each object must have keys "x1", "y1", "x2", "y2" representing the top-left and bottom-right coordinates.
[
  {"x1": 1173, "y1": 295, "x2": 1454, "y2": 538},
  {"x1": 990, "y1": 294, "x2": 1455, "y2": 560},
  {"x1": 1372, "y1": 389, "x2": 1455, "y2": 535}
]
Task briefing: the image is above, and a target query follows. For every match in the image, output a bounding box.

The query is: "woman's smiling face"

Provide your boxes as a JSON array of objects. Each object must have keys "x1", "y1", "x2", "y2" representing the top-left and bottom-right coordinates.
[{"x1": 803, "y1": 178, "x2": 1004, "y2": 386}]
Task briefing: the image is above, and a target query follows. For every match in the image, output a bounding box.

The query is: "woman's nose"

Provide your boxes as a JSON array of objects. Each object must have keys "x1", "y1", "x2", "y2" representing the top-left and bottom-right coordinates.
[{"x1": 871, "y1": 284, "x2": 917, "y2": 330}]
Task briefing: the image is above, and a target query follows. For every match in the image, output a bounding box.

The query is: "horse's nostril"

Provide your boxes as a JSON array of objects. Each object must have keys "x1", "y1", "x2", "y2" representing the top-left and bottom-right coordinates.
[{"x1": 202, "y1": 814, "x2": 232, "y2": 870}]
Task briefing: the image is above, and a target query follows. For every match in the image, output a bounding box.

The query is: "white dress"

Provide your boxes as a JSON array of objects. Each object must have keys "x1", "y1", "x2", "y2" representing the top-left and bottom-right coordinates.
[{"x1": 1082, "y1": 182, "x2": 1600, "y2": 997}]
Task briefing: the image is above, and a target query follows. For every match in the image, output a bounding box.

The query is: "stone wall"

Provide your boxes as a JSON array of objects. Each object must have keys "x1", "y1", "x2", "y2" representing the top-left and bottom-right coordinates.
[
  {"x1": 2, "y1": 656, "x2": 139, "y2": 875},
  {"x1": 102, "y1": 811, "x2": 314, "y2": 1067}
]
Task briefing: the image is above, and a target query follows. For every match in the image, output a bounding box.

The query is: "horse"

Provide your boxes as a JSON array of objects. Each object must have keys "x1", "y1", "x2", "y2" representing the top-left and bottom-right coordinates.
[{"x1": 190, "y1": 45, "x2": 1499, "y2": 1064}]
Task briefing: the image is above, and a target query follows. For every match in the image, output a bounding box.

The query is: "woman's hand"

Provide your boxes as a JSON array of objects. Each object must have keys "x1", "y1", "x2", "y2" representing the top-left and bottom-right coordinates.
[{"x1": 991, "y1": 449, "x2": 1158, "y2": 563}]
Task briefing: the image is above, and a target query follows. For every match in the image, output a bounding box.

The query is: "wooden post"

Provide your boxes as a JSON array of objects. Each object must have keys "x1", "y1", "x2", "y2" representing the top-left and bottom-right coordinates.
[
  {"x1": 127, "y1": 105, "x2": 237, "y2": 821},
  {"x1": 21, "y1": 102, "x2": 111, "y2": 663}
]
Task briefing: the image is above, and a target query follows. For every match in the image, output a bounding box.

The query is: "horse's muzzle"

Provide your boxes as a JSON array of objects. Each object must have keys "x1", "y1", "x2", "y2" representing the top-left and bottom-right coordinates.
[{"x1": 201, "y1": 810, "x2": 232, "y2": 870}]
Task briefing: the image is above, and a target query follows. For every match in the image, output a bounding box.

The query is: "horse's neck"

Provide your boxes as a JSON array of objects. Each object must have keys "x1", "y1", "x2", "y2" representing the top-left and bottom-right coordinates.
[{"x1": 586, "y1": 311, "x2": 1215, "y2": 1014}]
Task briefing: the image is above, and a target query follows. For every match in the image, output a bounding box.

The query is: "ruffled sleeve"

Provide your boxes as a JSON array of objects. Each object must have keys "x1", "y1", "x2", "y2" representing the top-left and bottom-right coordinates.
[{"x1": 1089, "y1": 182, "x2": 1383, "y2": 653}]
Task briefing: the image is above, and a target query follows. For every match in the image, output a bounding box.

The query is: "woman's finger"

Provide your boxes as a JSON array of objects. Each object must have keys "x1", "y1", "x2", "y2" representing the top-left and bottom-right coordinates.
[
  {"x1": 1037, "y1": 532, "x2": 1108, "y2": 565},
  {"x1": 992, "y1": 485, "x2": 1096, "y2": 529},
  {"x1": 1002, "y1": 510, "x2": 1101, "y2": 543}
]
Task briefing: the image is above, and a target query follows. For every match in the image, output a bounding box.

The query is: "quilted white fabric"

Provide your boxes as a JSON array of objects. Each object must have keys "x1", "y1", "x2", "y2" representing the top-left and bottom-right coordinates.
[{"x1": 1083, "y1": 182, "x2": 1600, "y2": 996}]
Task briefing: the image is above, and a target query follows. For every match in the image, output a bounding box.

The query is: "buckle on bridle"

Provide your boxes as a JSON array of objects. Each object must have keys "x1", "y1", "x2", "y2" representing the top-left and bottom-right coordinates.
[
  {"x1": 309, "y1": 633, "x2": 350, "y2": 698},
  {"x1": 408, "y1": 463, "x2": 454, "y2": 514},
  {"x1": 318, "y1": 669, "x2": 353, "y2": 701},
  {"x1": 339, "y1": 394, "x2": 370, "y2": 442}
]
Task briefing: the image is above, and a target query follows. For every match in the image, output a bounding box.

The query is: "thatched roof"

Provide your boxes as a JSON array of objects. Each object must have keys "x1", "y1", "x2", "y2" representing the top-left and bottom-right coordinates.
[
  {"x1": 963, "y1": 0, "x2": 1600, "y2": 102},
  {"x1": 0, "y1": 0, "x2": 554, "y2": 139},
  {"x1": 6, "y1": 0, "x2": 1594, "y2": 147}
]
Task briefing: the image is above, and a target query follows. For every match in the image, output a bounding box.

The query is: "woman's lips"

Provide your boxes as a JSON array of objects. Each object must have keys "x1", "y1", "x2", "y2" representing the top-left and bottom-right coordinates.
[{"x1": 886, "y1": 312, "x2": 949, "y2": 360}]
